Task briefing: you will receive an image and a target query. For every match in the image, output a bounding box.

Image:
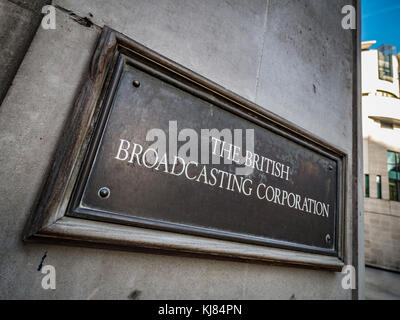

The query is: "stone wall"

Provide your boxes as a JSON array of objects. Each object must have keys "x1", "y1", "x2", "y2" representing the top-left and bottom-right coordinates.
[
  {"x1": 0, "y1": 0, "x2": 50, "y2": 104},
  {"x1": 0, "y1": 0, "x2": 361, "y2": 299}
]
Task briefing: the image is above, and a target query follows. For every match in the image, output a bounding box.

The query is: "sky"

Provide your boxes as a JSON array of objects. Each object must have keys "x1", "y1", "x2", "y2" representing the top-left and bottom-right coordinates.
[{"x1": 362, "y1": 0, "x2": 400, "y2": 50}]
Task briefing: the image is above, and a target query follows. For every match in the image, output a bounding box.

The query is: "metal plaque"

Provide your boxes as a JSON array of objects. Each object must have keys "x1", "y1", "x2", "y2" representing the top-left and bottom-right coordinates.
[{"x1": 68, "y1": 51, "x2": 344, "y2": 256}]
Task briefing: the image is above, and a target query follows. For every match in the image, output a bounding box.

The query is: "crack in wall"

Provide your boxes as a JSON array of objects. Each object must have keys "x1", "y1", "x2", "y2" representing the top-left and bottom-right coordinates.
[
  {"x1": 37, "y1": 251, "x2": 47, "y2": 271},
  {"x1": 255, "y1": 0, "x2": 270, "y2": 103},
  {"x1": 54, "y1": 4, "x2": 102, "y2": 30}
]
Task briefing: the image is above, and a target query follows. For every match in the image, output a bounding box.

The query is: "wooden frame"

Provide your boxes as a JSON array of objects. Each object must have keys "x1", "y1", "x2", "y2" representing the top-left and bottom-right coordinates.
[{"x1": 23, "y1": 27, "x2": 348, "y2": 271}]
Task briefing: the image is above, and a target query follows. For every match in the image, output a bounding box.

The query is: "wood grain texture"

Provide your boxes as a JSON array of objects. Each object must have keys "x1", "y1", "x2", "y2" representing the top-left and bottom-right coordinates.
[{"x1": 38, "y1": 217, "x2": 344, "y2": 271}]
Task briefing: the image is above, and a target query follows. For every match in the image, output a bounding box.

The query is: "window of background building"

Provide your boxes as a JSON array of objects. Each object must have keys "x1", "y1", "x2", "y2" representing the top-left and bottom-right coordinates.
[
  {"x1": 376, "y1": 90, "x2": 397, "y2": 98},
  {"x1": 380, "y1": 121, "x2": 394, "y2": 129},
  {"x1": 376, "y1": 175, "x2": 382, "y2": 199},
  {"x1": 388, "y1": 151, "x2": 400, "y2": 201},
  {"x1": 365, "y1": 174, "x2": 370, "y2": 198},
  {"x1": 377, "y1": 44, "x2": 396, "y2": 83}
]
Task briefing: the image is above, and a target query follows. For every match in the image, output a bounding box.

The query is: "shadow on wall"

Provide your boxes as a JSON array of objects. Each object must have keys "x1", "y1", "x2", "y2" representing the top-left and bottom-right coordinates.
[
  {"x1": 0, "y1": 0, "x2": 51, "y2": 105},
  {"x1": 365, "y1": 266, "x2": 400, "y2": 300}
]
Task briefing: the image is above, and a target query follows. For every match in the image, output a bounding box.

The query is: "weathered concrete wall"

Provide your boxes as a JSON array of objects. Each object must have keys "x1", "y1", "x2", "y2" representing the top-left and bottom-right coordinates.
[
  {"x1": 0, "y1": 0, "x2": 50, "y2": 105},
  {"x1": 0, "y1": 1, "x2": 360, "y2": 299}
]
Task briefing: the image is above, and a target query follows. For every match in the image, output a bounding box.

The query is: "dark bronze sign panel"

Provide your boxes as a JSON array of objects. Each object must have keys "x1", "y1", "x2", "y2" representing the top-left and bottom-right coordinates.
[{"x1": 68, "y1": 45, "x2": 343, "y2": 257}]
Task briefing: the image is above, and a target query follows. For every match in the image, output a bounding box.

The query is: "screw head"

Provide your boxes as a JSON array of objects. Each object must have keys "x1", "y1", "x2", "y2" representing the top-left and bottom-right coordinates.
[
  {"x1": 132, "y1": 80, "x2": 140, "y2": 88},
  {"x1": 325, "y1": 234, "x2": 332, "y2": 244},
  {"x1": 98, "y1": 187, "x2": 110, "y2": 199},
  {"x1": 328, "y1": 165, "x2": 334, "y2": 171}
]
